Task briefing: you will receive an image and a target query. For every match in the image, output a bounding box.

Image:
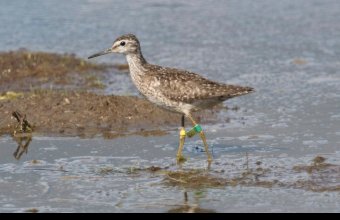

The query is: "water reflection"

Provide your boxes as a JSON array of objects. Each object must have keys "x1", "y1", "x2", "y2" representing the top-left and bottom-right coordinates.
[
  {"x1": 167, "y1": 191, "x2": 216, "y2": 213},
  {"x1": 12, "y1": 134, "x2": 32, "y2": 160}
]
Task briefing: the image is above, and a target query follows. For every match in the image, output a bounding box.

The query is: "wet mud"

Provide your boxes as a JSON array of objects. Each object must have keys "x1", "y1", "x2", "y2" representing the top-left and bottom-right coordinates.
[{"x1": 0, "y1": 50, "x2": 111, "y2": 91}]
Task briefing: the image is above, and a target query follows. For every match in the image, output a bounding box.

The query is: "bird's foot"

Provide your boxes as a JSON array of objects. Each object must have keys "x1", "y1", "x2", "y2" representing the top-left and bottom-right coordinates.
[{"x1": 176, "y1": 154, "x2": 187, "y2": 164}]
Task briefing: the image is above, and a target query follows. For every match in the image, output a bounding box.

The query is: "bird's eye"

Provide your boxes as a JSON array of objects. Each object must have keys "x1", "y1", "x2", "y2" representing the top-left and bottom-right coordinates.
[{"x1": 120, "y1": 41, "x2": 126, "y2": 46}]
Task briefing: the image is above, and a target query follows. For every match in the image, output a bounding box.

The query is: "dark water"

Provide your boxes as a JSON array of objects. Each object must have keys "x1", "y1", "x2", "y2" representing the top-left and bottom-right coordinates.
[{"x1": 0, "y1": 0, "x2": 339, "y2": 213}]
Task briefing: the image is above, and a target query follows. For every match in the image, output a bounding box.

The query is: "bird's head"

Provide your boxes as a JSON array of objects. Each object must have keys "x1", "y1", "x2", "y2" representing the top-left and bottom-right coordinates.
[{"x1": 88, "y1": 34, "x2": 140, "y2": 59}]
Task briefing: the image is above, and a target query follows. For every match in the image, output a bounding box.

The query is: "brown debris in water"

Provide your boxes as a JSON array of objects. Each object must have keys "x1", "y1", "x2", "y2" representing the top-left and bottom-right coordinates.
[
  {"x1": 312, "y1": 155, "x2": 326, "y2": 164},
  {"x1": 97, "y1": 165, "x2": 164, "y2": 176},
  {"x1": 25, "y1": 208, "x2": 39, "y2": 213},
  {"x1": 168, "y1": 204, "x2": 216, "y2": 213},
  {"x1": 293, "y1": 180, "x2": 340, "y2": 192},
  {"x1": 163, "y1": 168, "x2": 275, "y2": 189},
  {"x1": 293, "y1": 155, "x2": 333, "y2": 174},
  {"x1": 292, "y1": 58, "x2": 307, "y2": 65},
  {"x1": 93, "y1": 155, "x2": 340, "y2": 193},
  {"x1": 292, "y1": 156, "x2": 340, "y2": 192},
  {"x1": 164, "y1": 170, "x2": 227, "y2": 189}
]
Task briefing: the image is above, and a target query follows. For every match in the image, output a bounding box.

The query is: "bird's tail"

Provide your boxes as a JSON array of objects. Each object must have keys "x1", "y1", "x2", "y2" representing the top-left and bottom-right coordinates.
[{"x1": 218, "y1": 85, "x2": 254, "y2": 101}]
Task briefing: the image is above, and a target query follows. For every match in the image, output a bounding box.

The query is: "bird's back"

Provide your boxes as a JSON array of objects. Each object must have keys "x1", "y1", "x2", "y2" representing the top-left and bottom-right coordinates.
[{"x1": 143, "y1": 64, "x2": 254, "y2": 107}]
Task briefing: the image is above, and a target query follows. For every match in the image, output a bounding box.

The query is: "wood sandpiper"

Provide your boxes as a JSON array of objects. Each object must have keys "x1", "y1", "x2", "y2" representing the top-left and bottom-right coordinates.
[{"x1": 88, "y1": 34, "x2": 254, "y2": 165}]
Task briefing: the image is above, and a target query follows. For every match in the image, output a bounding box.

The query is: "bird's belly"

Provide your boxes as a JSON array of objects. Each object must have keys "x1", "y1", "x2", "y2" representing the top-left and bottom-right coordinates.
[
  {"x1": 136, "y1": 83, "x2": 193, "y2": 114},
  {"x1": 140, "y1": 86, "x2": 178, "y2": 110}
]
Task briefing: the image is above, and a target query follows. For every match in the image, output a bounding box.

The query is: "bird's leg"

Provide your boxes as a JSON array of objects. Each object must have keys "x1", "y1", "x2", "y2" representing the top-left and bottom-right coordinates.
[
  {"x1": 176, "y1": 115, "x2": 186, "y2": 163},
  {"x1": 187, "y1": 114, "x2": 213, "y2": 164}
]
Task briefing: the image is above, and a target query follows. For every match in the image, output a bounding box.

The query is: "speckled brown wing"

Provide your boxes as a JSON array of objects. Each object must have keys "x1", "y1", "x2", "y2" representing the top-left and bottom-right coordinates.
[{"x1": 147, "y1": 65, "x2": 254, "y2": 104}]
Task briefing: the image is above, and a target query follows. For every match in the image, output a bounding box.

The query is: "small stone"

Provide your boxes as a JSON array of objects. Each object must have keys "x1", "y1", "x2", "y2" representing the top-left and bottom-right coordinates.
[{"x1": 64, "y1": 98, "x2": 70, "y2": 104}]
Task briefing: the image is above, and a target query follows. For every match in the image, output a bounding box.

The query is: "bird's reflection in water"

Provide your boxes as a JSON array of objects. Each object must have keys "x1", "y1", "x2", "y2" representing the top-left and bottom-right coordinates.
[
  {"x1": 168, "y1": 191, "x2": 216, "y2": 213},
  {"x1": 12, "y1": 134, "x2": 32, "y2": 160}
]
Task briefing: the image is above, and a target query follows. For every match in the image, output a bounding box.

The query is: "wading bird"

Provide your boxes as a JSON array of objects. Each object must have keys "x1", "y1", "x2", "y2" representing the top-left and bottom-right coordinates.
[{"x1": 88, "y1": 34, "x2": 254, "y2": 164}]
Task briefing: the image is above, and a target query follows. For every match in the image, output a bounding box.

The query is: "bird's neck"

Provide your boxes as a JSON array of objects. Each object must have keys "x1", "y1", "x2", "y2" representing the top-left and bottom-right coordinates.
[{"x1": 126, "y1": 50, "x2": 147, "y2": 73}]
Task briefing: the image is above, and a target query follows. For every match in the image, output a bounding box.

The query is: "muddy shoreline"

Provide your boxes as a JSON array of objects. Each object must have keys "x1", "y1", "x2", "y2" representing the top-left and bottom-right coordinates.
[{"x1": 0, "y1": 90, "x2": 183, "y2": 137}]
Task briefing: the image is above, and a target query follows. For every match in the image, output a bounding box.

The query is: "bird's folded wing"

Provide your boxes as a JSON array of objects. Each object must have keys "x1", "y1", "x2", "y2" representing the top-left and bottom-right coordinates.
[{"x1": 151, "y1": 69, "x2": 253, "y2": 104}]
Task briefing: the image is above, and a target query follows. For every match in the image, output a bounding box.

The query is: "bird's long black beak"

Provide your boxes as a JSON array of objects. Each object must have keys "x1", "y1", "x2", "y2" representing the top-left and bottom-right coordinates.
[{"x1": 88, "y1": 48, "x2": 112, "y2": 59}]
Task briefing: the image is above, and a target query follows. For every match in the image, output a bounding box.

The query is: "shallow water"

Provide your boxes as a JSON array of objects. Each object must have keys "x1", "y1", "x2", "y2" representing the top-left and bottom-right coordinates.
[{"x1": 0, "y1": 0, "x2": 340, "y2": 213}]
